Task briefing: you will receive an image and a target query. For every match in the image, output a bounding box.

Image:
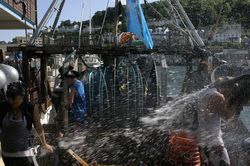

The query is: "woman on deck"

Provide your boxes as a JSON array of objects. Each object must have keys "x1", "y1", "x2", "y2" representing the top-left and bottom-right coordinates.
[
  {"x1": 197, "y1": 75, "x2": 250, "y2": 166},
  {"x1": 0, "y1": 82, "x2": 53, "y2": 166}
]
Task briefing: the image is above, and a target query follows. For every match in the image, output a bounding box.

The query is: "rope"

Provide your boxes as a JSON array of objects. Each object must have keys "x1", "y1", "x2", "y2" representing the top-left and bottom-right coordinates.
[
  {"x1": 165, "y1": 0, "x2": 188, "y2": 28},
  {"x1": 99, "y1": 0, "x2": 110, "y2": 44},
  {"x1": 144, "y1": 0, "x2": 198, "y2": 46},
  {"x1": 145, "y1": 0, "x2": 165, "y2": 19},
  {"x1": 144, "y1": 0, "x2": 183, "y2": 31},
  {"x1": 144, "y1": 0, "x2": 186, "y2": 34}
]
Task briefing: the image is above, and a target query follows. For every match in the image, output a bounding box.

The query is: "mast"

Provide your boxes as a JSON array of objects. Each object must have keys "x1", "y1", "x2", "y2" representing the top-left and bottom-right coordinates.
[
  {"x1": 174, "y1": 0, "x2": 205, "y2": 47},
  {"x1": 52, "y1": 0, "x2": 66, "y2": 35}
]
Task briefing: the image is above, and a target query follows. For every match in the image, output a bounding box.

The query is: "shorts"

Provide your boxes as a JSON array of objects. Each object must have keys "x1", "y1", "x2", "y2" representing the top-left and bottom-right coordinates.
[
  {"x1": 69, "y1": 109, "x2": 86, "y2": 123},
  {"x1": 201, "y1": 145, "x2": 230, "y2": 166}
]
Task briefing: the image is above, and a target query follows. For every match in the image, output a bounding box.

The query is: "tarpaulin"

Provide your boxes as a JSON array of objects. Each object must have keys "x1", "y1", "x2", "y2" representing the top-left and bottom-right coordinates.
[{"x1": 126, "y1": 0, "x2": 153, "y2": 49}]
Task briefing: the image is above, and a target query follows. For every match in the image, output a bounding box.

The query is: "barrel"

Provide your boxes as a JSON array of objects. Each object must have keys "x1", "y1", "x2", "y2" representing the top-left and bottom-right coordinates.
[{"x1": 168, "y1": 131, "x2": 201, "y2": 166}]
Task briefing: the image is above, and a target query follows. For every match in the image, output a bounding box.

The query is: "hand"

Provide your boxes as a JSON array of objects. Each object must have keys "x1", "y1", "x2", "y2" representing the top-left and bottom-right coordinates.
[{"x1": 43, "y1": 143, "x2": 54, "y2": 153}]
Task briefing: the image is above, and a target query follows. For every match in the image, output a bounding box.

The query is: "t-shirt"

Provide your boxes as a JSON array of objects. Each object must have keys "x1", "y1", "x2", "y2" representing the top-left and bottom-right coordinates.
[
  {"x1": 70, "y1": 80, "x2": 86, "y2": 122},
  {"x1": 0, "y1": 101, "x2": 34, "y2": 152},
  {"x1": 197, "y1": 88, "x2": 223, "y2": 148}
]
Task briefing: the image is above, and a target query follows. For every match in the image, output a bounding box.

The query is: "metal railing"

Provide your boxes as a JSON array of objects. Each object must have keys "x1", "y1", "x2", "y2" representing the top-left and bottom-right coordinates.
[{"x1": 43, "y1": 31, "x2": 191, "y2": 51}]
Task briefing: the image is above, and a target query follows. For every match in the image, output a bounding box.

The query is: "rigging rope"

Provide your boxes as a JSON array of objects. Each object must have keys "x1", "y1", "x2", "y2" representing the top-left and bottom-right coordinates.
[
  {"x1": 164, "y1": 0, "x2": 187, "y2": 28},
  {"x1": 144, "y1": 0, "x2": 198, "y2": 46},
  {"x1": 144, "y1": 1, "x2": 186, "y2": 33},
  {"x1": 99, "y1": 0, "x2": 110, "y2": 43}
]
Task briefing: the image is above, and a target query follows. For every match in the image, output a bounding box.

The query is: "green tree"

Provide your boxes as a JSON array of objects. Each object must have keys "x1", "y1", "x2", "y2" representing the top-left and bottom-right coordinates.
[{"x1": 58, "y1": 20, "x2": 71, "y2": 28}]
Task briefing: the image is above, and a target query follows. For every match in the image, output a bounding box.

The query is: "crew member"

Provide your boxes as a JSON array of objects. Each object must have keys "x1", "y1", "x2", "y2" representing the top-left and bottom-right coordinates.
[
  {"x1": 64, "y1": 70, "x2": 86, "y2": 123},
  {"x1": 197, "y1": 75, "x2": 250, "y2": 166},
  {"x1": 183, "y1": 61, "x2": 210, "y2": 94},
  {"x1": 0, "y1": 82, "x2": 53, "y2": 166}
]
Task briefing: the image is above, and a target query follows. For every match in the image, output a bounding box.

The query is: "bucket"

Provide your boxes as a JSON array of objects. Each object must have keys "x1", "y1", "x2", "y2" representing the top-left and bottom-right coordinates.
[{"x1": 168, "y1": 131, "x2": 201, "y2": 166}]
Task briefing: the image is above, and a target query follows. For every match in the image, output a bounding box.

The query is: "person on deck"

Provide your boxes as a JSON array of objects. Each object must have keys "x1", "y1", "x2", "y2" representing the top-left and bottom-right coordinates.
[
  {"x1": 64, "y1": 70, "x2": 86, "y2": 123},
  {"x1": 197, "y1": 75, "x2": 250, "y2": 166},
  {"x1": 0, "y1": 82, "x2": 53, "y2": 166},
  {"x1": 182, "y1": 61, "x2": 210, "y2": 94}
]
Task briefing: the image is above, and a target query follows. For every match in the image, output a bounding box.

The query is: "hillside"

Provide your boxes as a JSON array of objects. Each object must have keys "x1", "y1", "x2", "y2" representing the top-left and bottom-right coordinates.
[{"x1": 58, "y1": 0, "x2": 250, "y2": 33}]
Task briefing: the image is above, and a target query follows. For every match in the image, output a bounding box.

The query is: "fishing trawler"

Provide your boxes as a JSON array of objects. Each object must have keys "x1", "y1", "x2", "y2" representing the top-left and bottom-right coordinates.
[{"x1": 1, "y1": 0, "x2": 250, "y2": 165}]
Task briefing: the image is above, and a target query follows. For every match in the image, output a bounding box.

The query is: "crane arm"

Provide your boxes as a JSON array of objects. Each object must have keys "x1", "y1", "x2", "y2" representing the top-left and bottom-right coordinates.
[{"x1": 29, "y1": 0, "x2": 66, "y2": 45}]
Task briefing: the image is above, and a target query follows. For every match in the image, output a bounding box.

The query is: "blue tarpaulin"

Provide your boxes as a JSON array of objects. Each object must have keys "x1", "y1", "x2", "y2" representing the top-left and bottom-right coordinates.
[{"x1": 126, "y1": 0, "x2": 153, "y2": 49}]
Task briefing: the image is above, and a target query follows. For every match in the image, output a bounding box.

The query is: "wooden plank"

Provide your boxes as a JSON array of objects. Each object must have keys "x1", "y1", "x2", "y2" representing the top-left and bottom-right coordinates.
[{"x1": 67, "y1": 149, "x2": 89, "y2": 166}]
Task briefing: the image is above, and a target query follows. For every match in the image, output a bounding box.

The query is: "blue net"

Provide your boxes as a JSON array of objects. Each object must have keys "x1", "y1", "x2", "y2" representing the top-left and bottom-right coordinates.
[{"x1": 126, "y1": 0, "x2": 154, "y2": 49}]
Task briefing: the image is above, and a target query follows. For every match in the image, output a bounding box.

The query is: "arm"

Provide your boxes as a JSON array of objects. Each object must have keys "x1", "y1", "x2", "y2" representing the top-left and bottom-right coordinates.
[
  {"x1": 33, "y1": 104, "x2": 54, "y2": 152},
  {"x1": 208, "y1": 93, "x2": 235, "y2": 119},
  {"x1": 68, "y1": 88, "x2": 77, "y2": 108}
]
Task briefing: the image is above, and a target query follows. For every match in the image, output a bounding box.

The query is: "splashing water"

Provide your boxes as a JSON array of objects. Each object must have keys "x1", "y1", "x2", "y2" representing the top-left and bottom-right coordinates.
[
  {"x1": 140, "y1": 90, "x2": 202, "y2": 131},
  {"x1": 53, "y1": 88, "x2": 249, "y2": 165},
  {"x1": 53, "y1": 90, "x2": 201, "y2": 165}
]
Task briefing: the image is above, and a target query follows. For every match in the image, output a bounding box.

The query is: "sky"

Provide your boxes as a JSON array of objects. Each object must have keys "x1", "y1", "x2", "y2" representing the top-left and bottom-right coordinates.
[{"x1": 0, "y1": 0, "x2": 157, "y2": 42}]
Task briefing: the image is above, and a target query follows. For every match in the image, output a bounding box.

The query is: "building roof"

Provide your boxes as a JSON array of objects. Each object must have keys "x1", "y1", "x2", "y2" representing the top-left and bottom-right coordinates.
[{"x1": 0, "y1": 0, "x2": 36, "y2": 29}]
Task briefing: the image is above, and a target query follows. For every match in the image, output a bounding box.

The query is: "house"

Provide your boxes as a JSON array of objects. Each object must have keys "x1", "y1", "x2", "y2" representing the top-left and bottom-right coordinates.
[
  {"x1": 148, "y1": 19, "x2": 169, "y2": 27},
  {"x1": 213, "y1": 23, "x2": 242, "y2": 43},
  {"x1": 12, "y1": 33, "x2": 42, "y2": 45}
]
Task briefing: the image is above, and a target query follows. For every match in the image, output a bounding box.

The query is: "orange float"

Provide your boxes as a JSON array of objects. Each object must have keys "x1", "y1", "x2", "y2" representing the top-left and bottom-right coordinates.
[
  {"x1": 168, "y1": 131, "x2": 201, "y2": 166},
  {"x1": 119, "y1": 32, "x2": 132, "y2": 47}
]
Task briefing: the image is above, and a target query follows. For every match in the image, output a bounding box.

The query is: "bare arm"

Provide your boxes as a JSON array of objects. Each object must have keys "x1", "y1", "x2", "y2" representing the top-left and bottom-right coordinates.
[
  {"x1": 33, "y1": 104, "x2": 53, "y2": 152},
  {"x1": 208, "y1": 93, "x2": 235, "y2": 119},
  {"x1": 68, "y1": 88, "x2": 76, "y2": 107}
]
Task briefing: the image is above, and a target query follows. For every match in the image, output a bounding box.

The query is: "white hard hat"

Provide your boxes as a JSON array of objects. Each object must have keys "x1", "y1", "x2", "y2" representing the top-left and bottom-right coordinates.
[
  {"x1": 0, "y1": 64, "x2": 19, "y2": 85},
  {"x1": 0, "y1": 70, "x2": 7, "y2": 89}
]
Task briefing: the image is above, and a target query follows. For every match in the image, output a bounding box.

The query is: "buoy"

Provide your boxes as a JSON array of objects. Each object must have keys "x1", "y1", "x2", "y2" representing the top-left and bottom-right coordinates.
[
  {"x1": 0, "y1": 64, "x2": 19, "y2": 85},
  {"x1": 168, "y1": 131, "x2": 201, "y2": 166},
  {"x1": 0, "y1": 70, "x2": 7, "y2": 89}
]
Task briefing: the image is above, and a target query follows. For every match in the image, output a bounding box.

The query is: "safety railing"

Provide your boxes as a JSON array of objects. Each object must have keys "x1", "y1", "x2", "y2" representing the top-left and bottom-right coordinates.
[{"x1": 43, "y1": 31, "x2": 191, "y2": 51}]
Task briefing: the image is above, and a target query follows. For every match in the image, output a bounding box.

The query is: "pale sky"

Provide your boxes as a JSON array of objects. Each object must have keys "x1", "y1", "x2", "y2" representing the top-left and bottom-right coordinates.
[{"x1": 0, "y1": 0, "x2": 157, "y2": 42}]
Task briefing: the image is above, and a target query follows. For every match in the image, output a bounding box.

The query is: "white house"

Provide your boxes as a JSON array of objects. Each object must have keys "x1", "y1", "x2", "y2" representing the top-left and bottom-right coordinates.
[{"x1": 213, "y1": 23, "x2": 242, "y2": 43}]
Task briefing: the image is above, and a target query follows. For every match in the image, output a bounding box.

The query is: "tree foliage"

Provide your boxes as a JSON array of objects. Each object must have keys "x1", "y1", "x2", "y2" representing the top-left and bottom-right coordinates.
[
  {"x1": 181, "y1": 0, "x2": 250, "y2": 28},
  {"x1": 58, "y1": 0, "x2": 250, "y2": 33}
]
